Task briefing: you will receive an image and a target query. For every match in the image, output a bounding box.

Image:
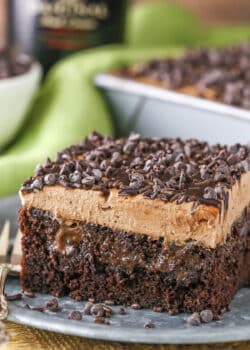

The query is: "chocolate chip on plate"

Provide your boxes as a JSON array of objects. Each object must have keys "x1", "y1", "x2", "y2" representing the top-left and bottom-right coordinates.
[
  {"x1": 68, "y1": 310, "x2": 82, "y2": 320},
  {"x1": 144, "y1": 321, "x2": 155, "y2": 329},
  {"x1": 90, "y1": 304, "x2": 106, "y2": 317},
  {"x1": 118, "y1": 307, "x2": 126, "y2": 315},
  {"x1": 187, "y1": 312, "x2": 201, "y2": 326},
  {"x1": 200, "y1": 309, "x2": 213, "y2": 323},
  {"x1": 83, "y1": 301, "x2": 93, "y2": 315},
  {"x1": 45, "y1": 298, "x2": 59, "y2": 312}
]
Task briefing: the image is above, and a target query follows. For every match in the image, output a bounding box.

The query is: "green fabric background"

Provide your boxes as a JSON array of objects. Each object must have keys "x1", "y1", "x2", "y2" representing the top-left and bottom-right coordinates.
[{"x1": 1, "y1": 3, "x2": 250, "y2": 198}]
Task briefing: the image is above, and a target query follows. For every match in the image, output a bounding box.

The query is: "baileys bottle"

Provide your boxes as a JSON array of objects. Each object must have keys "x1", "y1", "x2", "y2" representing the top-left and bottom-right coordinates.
[{"x1": 9, "y1": 0, "x2": 127, "y2": 73}]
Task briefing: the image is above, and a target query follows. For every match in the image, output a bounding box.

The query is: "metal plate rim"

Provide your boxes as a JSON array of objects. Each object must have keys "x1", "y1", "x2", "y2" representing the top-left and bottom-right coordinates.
[
  {"x1": 7, "y1": 300, "x2": 250, "y2": 344},
  {"x1": 2, "y1": 196, "x2": 250, "y2": 344}
]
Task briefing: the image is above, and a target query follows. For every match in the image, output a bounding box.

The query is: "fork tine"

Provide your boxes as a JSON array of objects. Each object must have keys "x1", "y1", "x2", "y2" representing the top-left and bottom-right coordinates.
[
  {"x1": 0, "y1": 221, "x2": 10, "y2": 262},
  {"x1": 10, "y1": 229, "x2": 22, "y2": 266}
]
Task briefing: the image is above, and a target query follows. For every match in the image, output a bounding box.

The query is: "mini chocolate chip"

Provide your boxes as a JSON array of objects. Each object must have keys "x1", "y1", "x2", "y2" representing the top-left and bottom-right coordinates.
[
  {"x1": 128, "y1": 132, "x2": 140, "y2": 141},
  {"x1": 111, "y1": 152, "x2": 122, "y2": 164},
  {"x1": 44, "y1": 173, "x2": 57, "y2": 185},
  {"x1": 75, "y1": 161, "x2": 83, "y2": 172},
  {"x1": 83, "y1": 301, "x2": 93, "y2": 315},
  {"x1": 144, "y1": 321, "x2": 155, "y2": 329},
  {"x1": 31, "y1": 179, "x2": 43, "y2": 190},
  {"x1": 119, "y1": 188, "x2": 138, "y2": 196},
  {"x1": 241, "y1": 158, "x2": 250, "y2": 172},
  {"x1": 90, "y1": 304, "x2": 105, "y2": 316},
  {"x1": 187, "y1": 312, "x2": 201, "y2": 326},
  {"x1": 100, "y1": 160, "x2": 108, "y2": 170},
  {"x1": 143, "y1": 159, "x2": 152, "y2": 172},
  {"x1": 102, "y1": 305, "x2": 113, "y2": 317},
  {"x1": 200, "y1": 309, "x2": 213, "y2": 323},
  {"x1": 123, "y1": 142, "x2": 136, "y2": 153},
  {"x1": 68, "y1": 310, "x2": 82, "y2": 320},
  {"x1": 200, "y1": 165, "x2": 209, "y2": 180},
  {"x1": 119, "y1": 307, "x2": 126, "y2": 315},
  {"x1": 131, "y1": 173, "x2": 144, "y2": 182},
  {"x1": 34, "y1": 164, "x2": 44, "y2": 176},
  {"x1": 92, "y1": 169, "x2": 102, "y2": 179},
  {"x1": 59, "y1": 175, "x2": 68, "y2": 187},
  {"x1": 44, "y1": 157, "x2": 52, "y2": 168},
  {"x1": 45, "y1": 298, "x2": 59, "y2": 312},
  {"x1": 203, "y1": 187, "x2": 217, "y2": 200},
  {"x1": 6, "y1": 292, "x2": 22, "y2": 301},
  {"x1": 81, "y1": 176, "x2": 95, "y2": 186},
  {"x1": 130, "y1": 157, "x2": 143, "y2": 167},
  {"x1": 129, "y1": 179, "x2": 143, "y2": 190},
  {"x1": 59, "y1": 163, "x2": 70, "y2": 175},
  {"x1": 69, "y1": 171, "x2": 81, "y2": 183}
]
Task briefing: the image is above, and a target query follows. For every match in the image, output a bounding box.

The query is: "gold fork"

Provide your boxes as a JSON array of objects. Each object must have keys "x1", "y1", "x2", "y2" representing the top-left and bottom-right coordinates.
[{"x1": 0, "y1": 221, "x2": 22, "y2": 320}]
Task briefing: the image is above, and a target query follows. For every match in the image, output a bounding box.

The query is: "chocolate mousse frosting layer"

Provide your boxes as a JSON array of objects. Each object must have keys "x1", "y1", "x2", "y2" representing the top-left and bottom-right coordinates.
[
  {"x1": 117, "y1": 42, "x2": 250, "y2": 109},
  {"x1": 20, "y1": 173, "x2": 250, "y2": 247},
  {"x1": 20, "y1": 133, "x2": 250, "y2": 247},
  {"x1": 21, "y1": 132, "x2": 250, "y2": 208}
]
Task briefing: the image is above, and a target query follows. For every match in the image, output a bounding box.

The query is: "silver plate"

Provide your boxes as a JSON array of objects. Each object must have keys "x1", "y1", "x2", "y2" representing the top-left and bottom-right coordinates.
[
  {"x1": 95, "y1": 73, "x2": 250, "y2": 144},
  {"x1": 1, "y1": 195, "x2": 250, "y2": 344}
]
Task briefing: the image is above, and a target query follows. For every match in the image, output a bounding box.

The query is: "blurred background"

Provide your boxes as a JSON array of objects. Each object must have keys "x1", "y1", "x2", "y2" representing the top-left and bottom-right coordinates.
[
  {"x1": 2, "y1": 0, "x2": 250, "y2": 198},
  {"x1": 1, "y1": 0, "x2": 250, "y2": 73},
  {"x1": 2, "y1": 0, "x2": 250, "y2": 38},
  {"x1": 2, "y1": 1, "x2": 250, "y2": 47}
]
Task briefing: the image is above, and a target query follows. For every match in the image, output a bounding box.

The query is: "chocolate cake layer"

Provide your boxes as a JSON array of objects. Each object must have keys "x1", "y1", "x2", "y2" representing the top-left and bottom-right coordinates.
[
  {"x1": 19, "y1": 133, "x2": 250, "y2": 314},
  {"x1": 117, "y1": 42, "x2": 250, "y2": 109},
  {"x1": 20, "y1": 207, "x2": 250, "y2": 315}
]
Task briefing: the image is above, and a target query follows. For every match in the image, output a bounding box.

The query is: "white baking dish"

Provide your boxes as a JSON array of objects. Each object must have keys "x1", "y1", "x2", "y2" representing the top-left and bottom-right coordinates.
[{"x1": 95, "y1": 73, "x2": 250, "y2": 145}]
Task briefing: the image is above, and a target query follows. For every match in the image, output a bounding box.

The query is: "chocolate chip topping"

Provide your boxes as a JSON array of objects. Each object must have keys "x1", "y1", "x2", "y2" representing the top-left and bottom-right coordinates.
[
  {"x1": 21, "y1": 132, "x2": 250, "y2": 210},
  {"x1": 119, "y1": 42, "x2": 250, "y2": 109}
]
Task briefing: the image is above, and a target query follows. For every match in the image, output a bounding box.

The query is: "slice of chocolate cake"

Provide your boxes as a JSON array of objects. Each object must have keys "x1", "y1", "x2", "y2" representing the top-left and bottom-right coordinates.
[
  {"x1": 19, "y1": 132, "x2": 250, "y2": 316},
  {"x1": 117, "y1": 42, "x2": 250, "y2": 109}
]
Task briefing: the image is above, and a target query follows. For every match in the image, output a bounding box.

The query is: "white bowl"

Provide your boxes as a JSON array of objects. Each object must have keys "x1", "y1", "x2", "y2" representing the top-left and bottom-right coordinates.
[{"x1": 0, "y1": 62, "x2": 42, "y2": 150}]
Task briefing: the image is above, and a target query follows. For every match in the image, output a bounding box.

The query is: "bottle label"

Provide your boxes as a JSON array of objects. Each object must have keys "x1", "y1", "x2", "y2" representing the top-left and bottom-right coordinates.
[
  {"x1": 37, "y1": 0, "x2": 112, "y2": 50},
  {"x1": 39, "y1": 0, "x2": 110, "y2": 30}
]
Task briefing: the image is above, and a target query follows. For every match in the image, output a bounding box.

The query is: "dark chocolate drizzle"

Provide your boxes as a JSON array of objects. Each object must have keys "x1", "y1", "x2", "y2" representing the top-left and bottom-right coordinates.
[{"x1": 21, "y1": 132, "x2": 250, "y2": 210}]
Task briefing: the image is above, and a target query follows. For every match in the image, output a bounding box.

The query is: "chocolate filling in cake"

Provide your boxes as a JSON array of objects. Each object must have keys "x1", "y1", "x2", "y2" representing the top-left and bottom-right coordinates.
[{"x1": 19, "y1": 132, "x2": 250, "y2": 315}]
